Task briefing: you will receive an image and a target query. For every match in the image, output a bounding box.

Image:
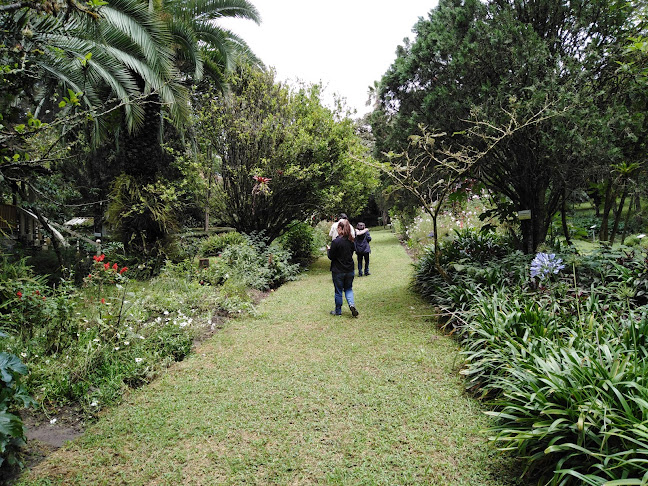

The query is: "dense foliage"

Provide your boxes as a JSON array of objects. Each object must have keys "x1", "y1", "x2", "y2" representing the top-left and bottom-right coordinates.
[
  {"x1": 372, "y1": 0, "x2": 648, "y2": 253},
  {"x1": 0, "y1": 225, "x2": 306, "y2": 431},
  {"x1": 413, "y1": 231, "x2": 648, "y2": 484},
  {"x1": 189, "y1": 67, "x2": 378, "y2": 243}
]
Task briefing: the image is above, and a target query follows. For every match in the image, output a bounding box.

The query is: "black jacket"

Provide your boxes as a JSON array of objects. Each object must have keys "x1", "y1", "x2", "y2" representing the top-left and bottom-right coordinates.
[
  {"x1": 355, "y1": 231, "x2": 371, "y2": 254},
  {"x1": 328, "y1": 236, "x2": 355, "y2": 273}
]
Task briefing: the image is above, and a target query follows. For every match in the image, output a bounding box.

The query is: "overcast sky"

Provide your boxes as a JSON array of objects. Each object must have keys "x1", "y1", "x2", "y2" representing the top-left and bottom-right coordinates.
[{"x1": 219, "y1": 1, "x2": 438, "y2": 118}]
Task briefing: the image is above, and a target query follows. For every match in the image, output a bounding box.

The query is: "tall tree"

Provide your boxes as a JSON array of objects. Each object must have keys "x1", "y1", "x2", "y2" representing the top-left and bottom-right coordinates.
[
  {"x1": 371, "y1": 0, "x2": 644, "y2": 252},
  {"x1": 0, "y1": 0, "x2": 186, "y2": 263},
  {"x1": 103, "y1": 0, "x2": 261, "y2": 253},
  {"x1": 193, "y1": 67, "x2": 377, "y2": 243}
]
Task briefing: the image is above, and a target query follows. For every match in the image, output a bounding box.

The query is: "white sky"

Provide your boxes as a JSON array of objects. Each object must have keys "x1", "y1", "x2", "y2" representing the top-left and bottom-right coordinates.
[{"x1": 219, "y1": 1, "x2": 438, "y2": 118}]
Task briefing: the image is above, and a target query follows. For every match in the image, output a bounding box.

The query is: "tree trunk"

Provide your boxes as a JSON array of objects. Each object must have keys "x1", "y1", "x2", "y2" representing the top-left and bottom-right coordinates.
[
  {"x1": 620, "y1": 190, "x2": 635, "y2": 245},
  {"x1": 561, "y1": 195, "x2": 572, "y2": 247},
  {"x1": 519, "y1": 189, "x2": 550, "y2": 254},
  {"x1": 609, "y1": 183, "x2": 628, "y2": 245},
  {"x1": 204, "y1": 185, "x2": 210, "y2": 232},
  {"x1": 600, "y1": 177, "x2": 614, "y2": 242}
]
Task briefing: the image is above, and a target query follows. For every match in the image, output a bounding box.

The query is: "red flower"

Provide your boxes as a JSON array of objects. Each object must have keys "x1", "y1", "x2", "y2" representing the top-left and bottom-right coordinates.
[
  {"x1": 16, "y1": 291, "x2": 22, "y2": 299},
  {"x1": 112, "y1": 263, "x2": 118, "y2": 271},
  {"x1": 101, "y1": 298, "x2": 106, "y2": 304},
  {"x1": 119, "y1": 267, "x2": 128, "y2": 275},
  {"x1": 34, "y1": 290, "x2": 40, "y2": 295},
  {"x1": 104, "y1": 263, "x2": 110, "y2": 270},
  {"x1": 93, "y1": 254, "x2": 105, "y2": 262},
  {"x1": 252, "y1": 175, "x2": 271, "y2": 184},
  {"x1": 88, "y1": 274, "x2": 92, "y2": 279}
]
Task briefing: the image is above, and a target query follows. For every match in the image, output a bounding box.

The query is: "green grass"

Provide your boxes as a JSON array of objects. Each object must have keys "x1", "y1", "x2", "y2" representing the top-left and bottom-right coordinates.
[{"x1": 17, "y1": 229, "x2": 524, "y2": 485}]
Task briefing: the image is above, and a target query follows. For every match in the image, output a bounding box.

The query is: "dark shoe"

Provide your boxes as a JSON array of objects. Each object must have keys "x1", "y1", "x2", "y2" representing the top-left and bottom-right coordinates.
[
  {"x1": 365, "y1": 272, "x2": 371, "y2": 276},
  {"x1": 350, "y1": 306, "x2": 359, "y2": 317},
  {"x1": 358, "y1": 272, "x2": 363, "y2": 277},
  {"x1": 330, "y1": 311, "x2": 341, "y2": 316}
]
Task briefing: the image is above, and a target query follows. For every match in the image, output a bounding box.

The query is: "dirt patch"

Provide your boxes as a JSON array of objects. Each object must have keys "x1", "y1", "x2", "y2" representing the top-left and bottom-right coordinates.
[
  {"x1": 0, "y1": 405, "x2": 87, "y2": 485},
  {"x1": 23, "y1": 406, "x2": 86, "y2": 449}
]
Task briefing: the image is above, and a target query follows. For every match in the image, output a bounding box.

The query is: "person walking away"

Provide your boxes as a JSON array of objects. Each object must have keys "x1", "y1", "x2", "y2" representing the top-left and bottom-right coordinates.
[
  {"x1": 355, "y1": 222, "x2": 371, "y2": 276},
  {"x1": 326, "y1": 219, "x2": 359, "y2": 317},
  {"x1": 329, "y1": 213, "x2": 355, "y2": 240}
]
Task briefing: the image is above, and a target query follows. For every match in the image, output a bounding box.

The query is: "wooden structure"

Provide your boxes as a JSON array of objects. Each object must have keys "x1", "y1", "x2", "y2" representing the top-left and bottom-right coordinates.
[{"x1": 0, "y1": 204, "x2": 41, "y2": 247}]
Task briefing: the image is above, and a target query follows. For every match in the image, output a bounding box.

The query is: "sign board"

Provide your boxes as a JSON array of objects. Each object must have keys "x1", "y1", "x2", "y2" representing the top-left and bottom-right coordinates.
[{"x1": 517, "y1": 210, "x2": 531, "y2": 220}]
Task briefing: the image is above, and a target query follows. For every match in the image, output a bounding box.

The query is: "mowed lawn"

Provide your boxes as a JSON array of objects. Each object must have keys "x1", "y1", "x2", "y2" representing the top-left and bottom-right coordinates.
[{"x1": 18, "y1": 229, "x2": 523, "y2": 486}]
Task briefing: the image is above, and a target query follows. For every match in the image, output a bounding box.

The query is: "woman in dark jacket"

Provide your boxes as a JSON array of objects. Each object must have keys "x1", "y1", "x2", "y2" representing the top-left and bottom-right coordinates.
[
  {"x1": 354, "y1": 222, "x2": 371, "y2": 276},
  {"x1": 326, "y1": 219, "x2": 359, "y2": 317}
]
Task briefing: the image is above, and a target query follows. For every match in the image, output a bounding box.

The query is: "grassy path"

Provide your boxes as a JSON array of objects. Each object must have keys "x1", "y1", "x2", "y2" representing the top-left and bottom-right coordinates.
[{"x1": 19, "y1": 229, "x2": 520, "y2": 485}]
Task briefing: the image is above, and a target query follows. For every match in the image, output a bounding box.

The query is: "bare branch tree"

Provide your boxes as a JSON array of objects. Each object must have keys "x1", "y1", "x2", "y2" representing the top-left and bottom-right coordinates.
[{"x1": 364, "y1": 99, "x2": 561, "y2": 281}]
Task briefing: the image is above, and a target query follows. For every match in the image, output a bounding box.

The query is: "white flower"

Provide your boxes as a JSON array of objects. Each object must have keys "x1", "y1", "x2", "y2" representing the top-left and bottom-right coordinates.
[
  {"x1": 93, "y1": 338, "x2": 100, "y2": 342},
  {"x1": 114, "y1": 347, "x2": 120, "y2": 351},
  {"x1": 135, "y1": 358, "x2": 143, "y2": 363},
  {"x1": 20, "y1": 352, "x2": 27, "y2": 358},
  {"x1": 90, "y1": 401, "x2": 98, "y2": 407},
  {"x1": 50, "y1": 418, "x2": 57, "y2": 424},
  {"x1": 163, "y1": 310, "x2": 169, "y2": 315},
  {"x1": 124, "y1": 341, "x2": 129, "y2": 346},
  {"x1": 638, "y1": 234, "x2": 646, "y2": 239}
]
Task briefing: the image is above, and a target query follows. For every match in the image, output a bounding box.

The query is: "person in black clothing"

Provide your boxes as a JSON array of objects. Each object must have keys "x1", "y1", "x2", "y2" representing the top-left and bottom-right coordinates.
[
  {"x1": 354, "y1": 222, "x2": 371, "y2": 276},
  {"x1": 326, "y1": 219, "x2": 359, "y2": 317}
]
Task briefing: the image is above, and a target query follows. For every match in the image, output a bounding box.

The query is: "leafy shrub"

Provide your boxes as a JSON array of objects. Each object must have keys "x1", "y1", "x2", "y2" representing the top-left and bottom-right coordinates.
[
  {"x1": 412, "y1": 231, "x2": 525, "y2": 323},
  {"x1": 199, "y1": 231, "x2": 246, "y2": 257},
  {"x1": 278, "y1": 221, "x2": 319, "y2": 266},
  {"x1": 0, "y1": 257, "x2": 77, "y2": 350},
  {"x1": 415, "y1": 239, "x2": 648, "y2": 484},
  {"x1": 0, "y1": 334, "x2": 35, "y2": 468},
  {"x1": 485, "y1": 322, "x2": 648, "y2": 485},
  {"x1": 200, "y1": 236, "x2": 299, "y2": 291},
  {"x1": 314, "y1": 220, "x2": 333, "y2": 244}
]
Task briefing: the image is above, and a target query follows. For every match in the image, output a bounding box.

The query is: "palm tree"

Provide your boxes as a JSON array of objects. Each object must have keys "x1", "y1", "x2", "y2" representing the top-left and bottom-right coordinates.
[
  {"x1": 0, "y1": 0, "x2": 187, "y2": 143},
  {"x1": 163, "y1": 0, "x2": 262, "y2": 87},
  {"x1": 1, "y1": 0, "x2": 188, "y2": 265},
  {"x1": 105, "y1": 0, "x2": 262, "y2": 254}
]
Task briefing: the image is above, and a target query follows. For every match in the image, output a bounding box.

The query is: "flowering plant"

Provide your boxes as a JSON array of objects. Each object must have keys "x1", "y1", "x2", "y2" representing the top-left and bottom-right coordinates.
[
  {"x1": 85, "y1": 254, "x2": 128, "y2": 287},
  {"x1": 530, "y1": 252, "x2": 565, "y2": 281},
  {"x1": 252, "y1": 174, "x2": 271, "y2": 195},
  {"x1": 84, "y1": 255, "x2": 129, "y2": 318}
]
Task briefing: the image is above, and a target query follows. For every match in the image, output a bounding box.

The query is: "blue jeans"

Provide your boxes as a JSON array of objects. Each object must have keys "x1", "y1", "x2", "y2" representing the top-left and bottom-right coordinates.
[
  {"x1": 332, "y1": 271, "x2": 355, "y2": 315},
  {"x1": 357, "y1": 253, "x2": 369, "y2": 275}
]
